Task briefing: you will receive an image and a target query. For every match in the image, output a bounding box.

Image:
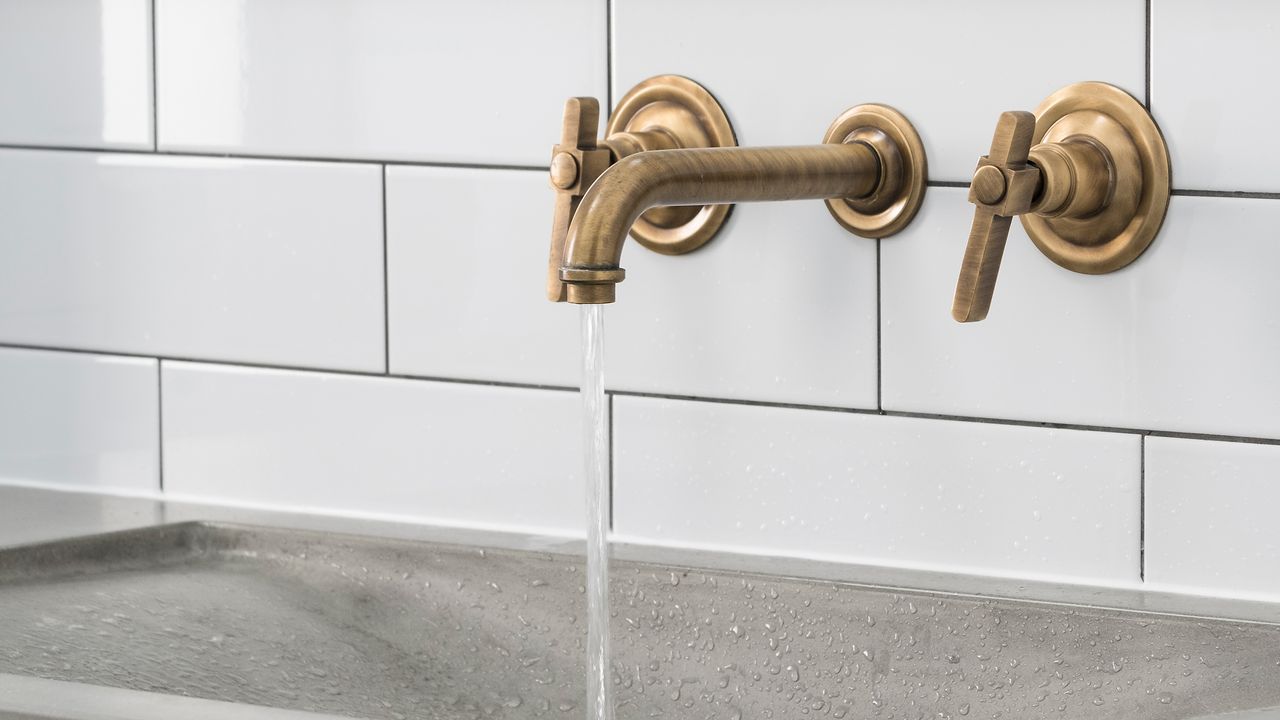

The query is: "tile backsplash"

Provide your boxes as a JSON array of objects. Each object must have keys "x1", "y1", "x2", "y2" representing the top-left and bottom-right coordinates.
[
  {"x1": 1, "y1": 0, "x2": 1277, "y2": 604},
  {"x1": 0, "y1": 0, "x2": 153, "y2": 149},
  {"x1": 162, "y1": 361, "x2": 585, "y2": 536},
  {"x1": 0, "y1": 149, "x2": 384, "y2": 370},
  {"x1": 154, "y1": 0, "x2": 606, "y2": 164},
  {"x1": 613, "y1": 397, "x2": 1141, "y2": 586}
]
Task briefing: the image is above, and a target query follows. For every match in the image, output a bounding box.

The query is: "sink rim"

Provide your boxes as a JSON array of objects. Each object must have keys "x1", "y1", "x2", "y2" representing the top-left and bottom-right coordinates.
[
  {"x1": 2, "y1": 519, "x2": 1279, "y2": 630},
  {"x1": 4, "y1": 521, "x2": 1280, "y2": 720}
]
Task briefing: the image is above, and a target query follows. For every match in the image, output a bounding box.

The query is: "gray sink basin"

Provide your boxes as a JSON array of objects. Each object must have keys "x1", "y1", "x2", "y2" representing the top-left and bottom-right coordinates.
[{"x1": 0, "y1": 522, "x2": 1278, "y2": 719}]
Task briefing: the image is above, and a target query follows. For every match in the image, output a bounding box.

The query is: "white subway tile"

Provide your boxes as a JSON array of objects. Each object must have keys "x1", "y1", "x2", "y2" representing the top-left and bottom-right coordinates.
[
  {"x1": 0, "y1": 150, "x2": 384, "y2": 372},
  {"x1": 614, "y1": 396, "x2": 1140, "y2": 585},
  {"x1": 162, "y1": 362, "x2": 584, "y2": 535},
  {"x1": 155, "y1": 0, "x2": 606, "y2": 165},
  {"x1": 882, "y1": 190, "x2": 1280, "y2": 439},
  {"x1": 387, "y1": 167, "x2": 578, "y2": 387},
  {"x1": 0, "y1": 347, "x2": 157, "y2": 493},
  {"x1": 0, "y1": 0, "x2": 153, "y2": 149},
  {"x1": 1152, "y1": 1, "x2": 1280, "y2": 192},
  {"x1": 615, "y1": 0, "x2": 1144, "y2": 183},
  {"x1": 1146, "y1": 437, "x2": 1280, "y2": 600},
  {"x1": 607, "y1": 202, "x2": 878, "y2": 408}
]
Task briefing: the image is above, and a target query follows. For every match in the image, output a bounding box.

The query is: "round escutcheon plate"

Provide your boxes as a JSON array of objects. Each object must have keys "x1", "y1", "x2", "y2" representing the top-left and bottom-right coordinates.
[
  {"x1": 606, "y1": 75, "x2": 737, "y2": 255},
  {"x1": 1022, "y1": 82, "x2": 1171, "y2": 274},
  {"x1": 822, "y1": 104, "x2": 927, "y2": 238}
]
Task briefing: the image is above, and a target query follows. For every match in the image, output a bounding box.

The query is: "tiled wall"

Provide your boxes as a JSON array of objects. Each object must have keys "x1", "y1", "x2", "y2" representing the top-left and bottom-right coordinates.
[{"x1": 1, "y1": 0, "x2": 1278, "y2": 602}]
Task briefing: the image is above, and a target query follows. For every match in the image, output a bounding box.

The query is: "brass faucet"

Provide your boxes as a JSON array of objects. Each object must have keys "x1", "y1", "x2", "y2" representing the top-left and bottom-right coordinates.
[
  {"x1": 952, "y1": 82, "x2": 1171, "y2": 322},
  {"x1": 546, "y1": 76, "x2": 928, "y2": 304}
]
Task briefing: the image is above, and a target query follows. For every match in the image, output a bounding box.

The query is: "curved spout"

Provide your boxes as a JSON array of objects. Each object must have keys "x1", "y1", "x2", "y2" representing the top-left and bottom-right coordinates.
[{"x1": 559, "y1": 143, "x2": 881, "y2": 303}]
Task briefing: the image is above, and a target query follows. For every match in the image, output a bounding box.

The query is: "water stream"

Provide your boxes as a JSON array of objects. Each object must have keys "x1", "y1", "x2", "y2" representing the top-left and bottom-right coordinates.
[{"x1": 580, "y1": 304, "x2": 613, "y2": 720}]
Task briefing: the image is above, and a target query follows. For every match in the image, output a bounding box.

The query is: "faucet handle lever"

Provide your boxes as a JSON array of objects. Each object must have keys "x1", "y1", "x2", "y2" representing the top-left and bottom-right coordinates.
[
  {"x1": 952, "y1": 111, "x2": 1040, "y2": 323},
  {"x1": 547, "y1": 98, "x2": 613, "y2": 302}
]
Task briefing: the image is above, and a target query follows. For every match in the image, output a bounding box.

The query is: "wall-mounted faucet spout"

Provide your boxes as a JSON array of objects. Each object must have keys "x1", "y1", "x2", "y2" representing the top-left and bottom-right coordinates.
[
  {"x1": 560, "y1": 144, "x2": 880, "y2": 304},
  {"x1": 546, "y1": 76, "x2": 928, "y2": 305}
]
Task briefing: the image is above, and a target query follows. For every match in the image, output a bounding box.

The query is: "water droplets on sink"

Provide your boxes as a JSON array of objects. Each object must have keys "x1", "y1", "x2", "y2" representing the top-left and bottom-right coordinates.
[{"x1": 2, "y1": 522, "x2": 1280, "y2": 718}]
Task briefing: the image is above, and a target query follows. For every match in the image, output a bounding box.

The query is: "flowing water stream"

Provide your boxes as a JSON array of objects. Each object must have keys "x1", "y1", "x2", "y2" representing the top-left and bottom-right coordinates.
[{"x1": 580, "y1": 304, "x2": 613, "y2": 720}]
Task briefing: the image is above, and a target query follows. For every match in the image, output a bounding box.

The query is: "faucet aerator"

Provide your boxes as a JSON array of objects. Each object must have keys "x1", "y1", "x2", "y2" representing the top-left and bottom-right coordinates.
[
  {"x1": 561, "y1": 267, "x2": 626, "y2": 305},
  {"x1": 565, "y1": 284, "x2": 617, "y2": 305}
]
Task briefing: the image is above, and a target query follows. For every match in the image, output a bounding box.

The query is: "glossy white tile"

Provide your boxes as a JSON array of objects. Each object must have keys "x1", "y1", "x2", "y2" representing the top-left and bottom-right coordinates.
[
  {"x1": 614, "y1": 0, "x2": 1144, "y2": 183},
  {"x1": 0, "y1": 0, "x2": 153, "y2": 149},
  {"x1": 1152, "y1": 1, "x2": 1280, "y2": 192},
  {"x1": 4, "y1": 0, "x2": 1278, "y2": 607},
  {"x1": 0, "y1": 347, "x2": 157, "y2": 493},
  {"x1": 606, "y1": 202, "x2": 878, "y2": 408},
  {"x1": 614, "y1": 396, "x2": 1141, "y2": 584},
  {"x1": 0, "y1": 149, "x2": 383, "y2": 372},
  {"x1": 155, "y1": 0, "x2": 606, "y2": 165},
  {"x1": 162, "y1": 362, "x2": 584, "y2": 535},
  {"x1": 387, "y1": 167, "x2": 578, "y2": 387},
  {"x1": 1146, "y1": 437, "x2": 1280, "y2": 601},
  {"x1": 882, "y1": 190, "x2": 1280, "y2": 439}
]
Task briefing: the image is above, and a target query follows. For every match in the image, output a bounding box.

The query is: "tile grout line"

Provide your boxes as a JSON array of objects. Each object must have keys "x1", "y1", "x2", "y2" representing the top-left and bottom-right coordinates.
[
  {"x1": 605, "y1": 0, "x2": 614, "y2": 112},
  {"x1": 1139, "y1": 434, "x2": 1147, "y2": 582},
  {"x1": 150, "y1": 0, "x2": 159, "y2": 151},
  {"x1": 609, "y1": 388, "x2": 1280, "y2": 447},
  {"x1": 607, "y1": 392, "x2": 615, "y2": 533},
  {"x1": 875, "y1": 238, "x2": 883, "y2": 412},
  {"x1": 7, "y1": 345, "x2": 1280, "y2": 445},
  {"x1": 0, "y1": 144, "x2": 546, "y2": 172},
  {"x1": 5, "y1": 338, "x2": 1280, "y2": 446},
  {"x1": 1, "y1": 143, "x2": 1279, "y2": 199},
  {"x1": 5, "y1": 341, "x2": 1280, "y2": 448},
  {"x1": 0, "y1": 341, "x2": 578, "y2": 393},
  {"x1": 1145, "y1": 0, "x2": 1152, "y2": 112},
  {"x1": 1170, "y1": 189, "x2": 1280, "y2": 200},
  {"x1": 381, "y1": 165, "x2": 391, "y2": 375},
  {"x1": 156, "y1": 359, "x2": 165, "y2": 493}
]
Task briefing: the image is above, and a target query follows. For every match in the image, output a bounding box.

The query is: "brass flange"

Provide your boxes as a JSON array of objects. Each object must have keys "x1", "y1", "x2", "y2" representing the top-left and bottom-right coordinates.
[
  {"x1": 1022, "y1": 82, "x2": 1170, "y2": 274},
  {"x1": 604, "y1": 75, "x2": 738, "y2": 255},
  {"x1": 822, "y1": 104, "x2": 928, "y2": 238}
]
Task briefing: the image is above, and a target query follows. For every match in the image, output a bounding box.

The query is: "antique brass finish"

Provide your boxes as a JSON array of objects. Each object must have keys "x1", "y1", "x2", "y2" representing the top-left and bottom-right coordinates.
[
  {"x1": 545, "y1": 98, "x2": 612, "y2": 302},
  {"x1": 1024, "y1": 83, "x2": 1169, "y2": 271},
  {"x1": 603, "y1": 75, "x2": 738, "y2": 255},
  {"x1": 560, "y1": 144, "x2": 882, "y2": 304},
  {"x1": 952, "y1": 111, "x2": 1039, "y2": 324},
  {"x1": 823, "y1": 104, "x2": 928, "y2": 239},
  {"x1": 952, "y1": 81, "x2": 1170, "y2": 323},
  {"x1": 548, "y1": 75, "x2": 928, "y2": 304}
]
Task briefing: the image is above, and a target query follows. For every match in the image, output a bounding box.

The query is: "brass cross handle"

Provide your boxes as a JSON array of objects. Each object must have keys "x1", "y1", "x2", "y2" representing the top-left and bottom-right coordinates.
[
  {"x1": 545, "y1": 78, "x2": 741, "y2": 302},
  {"x1": 546, "y1": 97, "x2": 613, "y2": 302},
  {"x1": 951, "y1": 82, "x2": 1171, "y2": 324},
  {"x1": 951, "y1": 111, "x2": 1039, "y2": 323}
]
